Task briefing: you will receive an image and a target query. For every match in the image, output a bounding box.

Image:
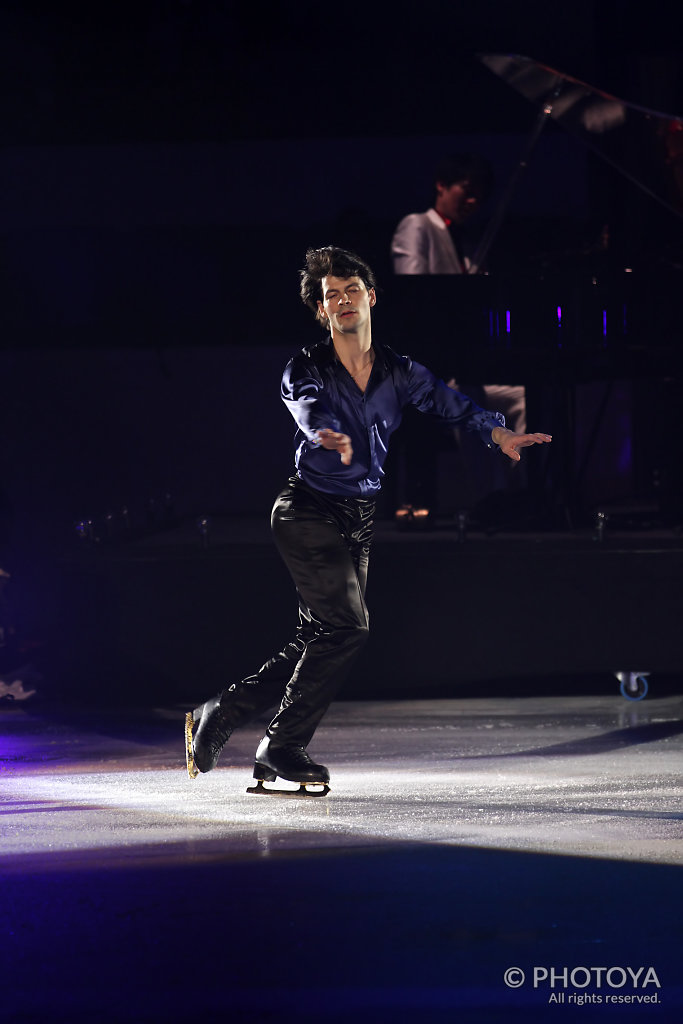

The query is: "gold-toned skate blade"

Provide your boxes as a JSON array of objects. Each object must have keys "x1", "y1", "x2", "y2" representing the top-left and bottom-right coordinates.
[
  {"x1": 185, "y1": 712, "x2": 199, "y2": 779},
  {"x1": 246, "y1": 780, "x2": 330, "y2": 798}
]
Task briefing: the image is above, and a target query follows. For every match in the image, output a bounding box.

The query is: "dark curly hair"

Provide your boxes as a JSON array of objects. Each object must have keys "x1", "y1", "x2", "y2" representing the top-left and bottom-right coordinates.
[
  {"x1": 435, "y1": 153, "x2": 494, "y2": 200},
  {"x1": 300, "y1": 246, "x2": 377, "y2": 326}
]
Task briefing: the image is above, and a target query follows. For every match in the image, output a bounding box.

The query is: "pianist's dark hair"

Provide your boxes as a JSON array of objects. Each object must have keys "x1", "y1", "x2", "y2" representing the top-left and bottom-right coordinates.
[
  {"x1": 300, "y1": 246, "x2": 377, "y2": 327},
  {"x1": 435, "y1": 153, "x2": 494, "y2": 199}
]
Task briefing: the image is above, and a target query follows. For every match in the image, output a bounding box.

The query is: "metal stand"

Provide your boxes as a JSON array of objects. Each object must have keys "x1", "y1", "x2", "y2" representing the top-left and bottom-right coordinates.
[{"x1": 614, "y1": 671, "x2": 650, "y2": 701}]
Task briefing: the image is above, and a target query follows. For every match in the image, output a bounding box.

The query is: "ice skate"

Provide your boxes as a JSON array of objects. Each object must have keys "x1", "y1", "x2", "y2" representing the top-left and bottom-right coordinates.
[
  {"x1": 185, "y1": 693, "x2": 233, "y2": 779},
  {"x1": 246, "y1": 737, "x2": 330, "y2": 797},
  {"x1": 184, "y1": 711, "x2": 199, "y2": 778}
]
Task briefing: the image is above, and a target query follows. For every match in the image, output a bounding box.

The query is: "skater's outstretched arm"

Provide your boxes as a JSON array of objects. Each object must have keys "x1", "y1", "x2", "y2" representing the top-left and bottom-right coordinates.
[{"x1": 491, "y1": 426, "x2": 552, "y2": 462}]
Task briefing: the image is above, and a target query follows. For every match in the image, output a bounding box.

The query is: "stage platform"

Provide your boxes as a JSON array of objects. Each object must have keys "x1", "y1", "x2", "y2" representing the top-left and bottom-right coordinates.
[{"x1": 1, "y1": 693, "x2": 682, "y2": 1022}]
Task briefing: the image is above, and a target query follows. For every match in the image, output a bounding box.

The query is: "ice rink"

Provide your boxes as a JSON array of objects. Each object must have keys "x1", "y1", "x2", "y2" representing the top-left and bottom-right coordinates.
[{"x1": 2, "y1": 692, "x2": 681, "y2": 1022}]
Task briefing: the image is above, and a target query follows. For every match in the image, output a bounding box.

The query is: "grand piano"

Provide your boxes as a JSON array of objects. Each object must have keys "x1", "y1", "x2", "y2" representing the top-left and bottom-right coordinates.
[
  {"x1": 377, "y1": 56, "x2": 683, "y2": 525},
  {"x1": 380, "y1": 53, "x2": 683, "y2": 385}
]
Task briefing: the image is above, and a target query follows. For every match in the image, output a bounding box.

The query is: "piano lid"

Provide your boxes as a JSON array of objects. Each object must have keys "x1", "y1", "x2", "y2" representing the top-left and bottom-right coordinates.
[{"x1": 479, "y1": 53, "x2": 683, "y2": 222}]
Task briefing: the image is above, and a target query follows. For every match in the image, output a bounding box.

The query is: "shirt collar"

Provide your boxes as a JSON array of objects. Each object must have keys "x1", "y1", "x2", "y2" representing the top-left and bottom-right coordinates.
[
  {"x1": 426, "y1": 207, "x2": 450, "y2": 230},
  {"x1": 304, "y1": 335, "x2": 390, "y2": 380}
]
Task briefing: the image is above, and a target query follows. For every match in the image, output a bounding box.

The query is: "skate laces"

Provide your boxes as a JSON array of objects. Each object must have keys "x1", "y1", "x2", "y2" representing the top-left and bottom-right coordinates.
[
  {"x1": 207, "y1": 716, "x2": 232, "y2": 752},
  {"x1": 202, "y1": 701, "x2": 233, "y2": 753},
  {"x1": 283, "y1": 745, "x2": 318, "y2": 768}
]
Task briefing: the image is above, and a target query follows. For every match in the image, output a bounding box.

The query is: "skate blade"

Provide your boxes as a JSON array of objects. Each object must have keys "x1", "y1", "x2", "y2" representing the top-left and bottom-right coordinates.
[
  {"x1": 246, "y1": 780, "x2": 330, "y2": 798},
  {"x1": 185, "y1": 712, "x2": 199, "y2": 779}
]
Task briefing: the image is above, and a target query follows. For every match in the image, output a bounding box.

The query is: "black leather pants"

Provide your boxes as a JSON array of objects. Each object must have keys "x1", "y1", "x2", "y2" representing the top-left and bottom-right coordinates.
[{"x1": 220, "y1": 476, "x2": 374, "y2": 748}]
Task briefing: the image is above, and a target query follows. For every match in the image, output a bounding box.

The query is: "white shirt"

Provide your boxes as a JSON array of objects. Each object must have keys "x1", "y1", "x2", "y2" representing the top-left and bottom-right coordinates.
[{"x1": 391, "y1": 208, "x2": 469, "y2": 275}]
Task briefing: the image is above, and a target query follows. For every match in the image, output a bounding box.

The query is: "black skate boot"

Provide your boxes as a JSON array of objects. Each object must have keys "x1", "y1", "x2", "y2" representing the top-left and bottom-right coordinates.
[
  {"x1": 185, "y1": 694, "x2": 233, "y2": 779},
  {"x1": 247, "y1": 736, "x2": 330, "y2": 797}
]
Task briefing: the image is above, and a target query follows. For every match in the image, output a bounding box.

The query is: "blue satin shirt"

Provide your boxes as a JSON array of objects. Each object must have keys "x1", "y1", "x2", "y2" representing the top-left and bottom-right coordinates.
[{"x1": 281, "y1": 337, "x2": 505, "y2": 497}]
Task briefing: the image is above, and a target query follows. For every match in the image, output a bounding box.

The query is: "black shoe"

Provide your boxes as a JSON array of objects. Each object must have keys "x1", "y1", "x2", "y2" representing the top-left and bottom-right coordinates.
[
  {"x1": 254, "y1": 736, "x2": 330, "y2": 785},
  {"x1": 188, "y1": 694, "x2": 233, "y2": 775}
]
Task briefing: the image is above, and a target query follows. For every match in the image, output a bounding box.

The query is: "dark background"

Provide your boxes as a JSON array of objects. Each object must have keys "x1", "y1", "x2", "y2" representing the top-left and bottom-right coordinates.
[{"x1": 1, "y1": 0, "x2": 682, "y2": 700}]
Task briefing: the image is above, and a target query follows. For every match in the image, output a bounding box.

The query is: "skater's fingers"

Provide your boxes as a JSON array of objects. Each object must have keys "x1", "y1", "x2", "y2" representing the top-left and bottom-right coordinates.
[
  {"x1": 318, "y1": 429, "x2": 353, "y2": 464},
  {"x1": 500, "y1": 431, "x2": 552, "y2": 461},
  {"x1": 318, "y1": 428, "x2": 347, "y2": 444},
  {"x1": 339, "y1": 440, "x2": 353, "y2": 465},
  {"x1": 517, "y1": 432, "x2": 552, "y2": 446},
  {"x1": 334, "y1": 434, "x2": 353, "y2": 465}
]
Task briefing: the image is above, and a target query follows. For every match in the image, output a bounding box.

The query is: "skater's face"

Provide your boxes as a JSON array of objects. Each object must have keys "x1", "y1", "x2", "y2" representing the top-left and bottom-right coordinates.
[{"x1": 317, "y1": 275, "x2": 376, "y2": 335}]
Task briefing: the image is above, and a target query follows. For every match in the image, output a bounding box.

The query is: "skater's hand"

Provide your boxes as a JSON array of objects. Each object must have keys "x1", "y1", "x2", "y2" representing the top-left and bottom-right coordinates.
[
  {"x1": 317, "y1": 429, "x2": 353, "y2": 466},
  {"x1": 492, "y1": 427, "x2": 552, "y2": 462}
]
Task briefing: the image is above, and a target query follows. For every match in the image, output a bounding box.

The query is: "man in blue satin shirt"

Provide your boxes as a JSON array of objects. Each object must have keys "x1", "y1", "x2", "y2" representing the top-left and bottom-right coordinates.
[{"x1": 185, "y1": 246, "x2": 551, "y2": 795}]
